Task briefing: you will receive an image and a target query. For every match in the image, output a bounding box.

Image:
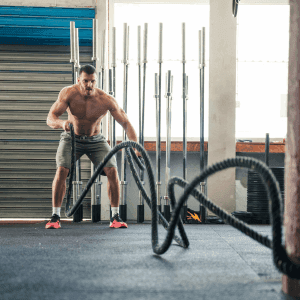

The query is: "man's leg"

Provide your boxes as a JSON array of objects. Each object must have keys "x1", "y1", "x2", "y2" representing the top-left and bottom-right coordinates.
[
  {"x1": 52, "y1": 166, "x2": 69, "y2": 208},
  {"x1": 104, "y1": 166, "x2": 127, "y2": 228},
  {"x1": 104, "y1": 166, "x2": 120, "y2": 207},
  {"x1": 46, "y1": 166, "x2": 69, "y2": 229}
]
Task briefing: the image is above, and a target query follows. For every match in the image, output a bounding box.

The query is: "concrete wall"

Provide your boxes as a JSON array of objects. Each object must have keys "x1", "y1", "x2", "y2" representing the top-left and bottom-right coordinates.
[{"x1": 207, "y1": 0, "x2": 237, "y2": 214}]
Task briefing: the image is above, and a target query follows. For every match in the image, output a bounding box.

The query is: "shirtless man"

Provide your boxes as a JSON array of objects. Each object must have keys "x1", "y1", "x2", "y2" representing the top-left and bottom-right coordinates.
[{"x1": 45, "y1": 64, "x2": 139, "y2": 229}]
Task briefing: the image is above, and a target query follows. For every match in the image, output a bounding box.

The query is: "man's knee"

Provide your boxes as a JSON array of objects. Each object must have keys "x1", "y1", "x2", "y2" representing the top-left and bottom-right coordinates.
[
  {"x1": 55, "y1": 166, "x2": 69, "y2": 181},
  {"x1": 104, "y1": 167, "x2": 118, "y2": 181}
]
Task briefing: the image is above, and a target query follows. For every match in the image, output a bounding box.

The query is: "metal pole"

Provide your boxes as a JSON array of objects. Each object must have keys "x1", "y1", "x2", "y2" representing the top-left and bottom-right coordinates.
[
  {"x1": 108, "y1": 69, "x2": 115, "y2": 214},
  {"x1": 120, "y1": 23, "x2": 129, "y2": 222},
  {"x1": 182, "y1": 23, "x2": 187, "y2": 182},
  {"x1": 107, "y1": 27, "x2": 117, "y2": 220},
  {"x1": 109, "y1": 31, "x2": 115, "y2": 149},
  {"x1": 138, "y1": 26, "x2": 142, "y2": 145},
  {"x1": 265, "y1": 133, "x2": 270, "y2": 167},
  {"x1": 74, "y1": 28, "x2": 80, "y2": 80},
  {"x1": 154, "y1": 73, "x2": 161, "y2": 215},
  {"x1": 199, "y1": 28, "x2": 207, "y2": 223},
  {"x1": 199, "y1": 182, "x2": 206, "y2": 222},
  {"x1": 98, "y1": 30, "x2": 106, "y2": 211},
  {"x1": 108, "y1": 68, "x2": 114, "y2": 147},
  {"x1": 92, "y1": 19, "x2": 99, "y2": 67},
  {"x1": 71, "y1": 25, "x2": 83, "y2": 222},
  {"x1": 282, "y1": 1, "x2": 300, "y2": 296},
  {"x1": 90, "y1": 19, "x2": 101, "y2": 222},
  {"x1": 141, "y1": 23, "x2": 148, "y2": 147},
  {"x1": 164, "y1": 70, "x2": 173, "y2": 222},
  {"x1": 112, "y1": 27, "x2": 117, "y2": 149},
  {"x1": 91, "y1": 165, "x2": 101, "y2": 222},
  {"x1": 181, "y1": 23, "x2": 188, "y2": 222},
  {"x1": 156, "y1": 22, "x2": 163, "y2": 214},
  {"x1": 108, "y1": 69, "x2": 115, "y2": 151},
  {"x1": 70, "y1": 21, "x2": 76, "y2": 84},
  {"x1": 101, "y1": 30, "x2": 106, "y2": 89},
  {"x1": 138, "y1": 23, "x2": 148, "y2": 221},
  {"x1": 137, "y1": 25, "x2": 144, "y2": 223}
]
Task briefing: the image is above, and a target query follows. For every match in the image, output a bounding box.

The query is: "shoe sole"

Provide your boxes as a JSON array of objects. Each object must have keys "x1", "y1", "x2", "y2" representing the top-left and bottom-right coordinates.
[
  {"x1": 45, "y1": 223, "x2": 61, "y2": 229},
  {"x1": 109, "y1": 223, "x2": 128, "y2": 228},
  {"x1": 109, "y1": 226, "x2": 128, "y2": 228},
  {"x1": 109, "y1": 220, "x2": 128, "y2": 228},
  {"x1": 45, "y1": 226, "x2": 61, "y2": 229}
]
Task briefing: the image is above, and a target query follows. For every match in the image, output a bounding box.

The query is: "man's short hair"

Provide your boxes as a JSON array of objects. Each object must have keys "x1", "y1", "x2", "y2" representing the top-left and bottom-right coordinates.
[{"x1": 79, "y1": 64, "x2": 96, "y2": 76}]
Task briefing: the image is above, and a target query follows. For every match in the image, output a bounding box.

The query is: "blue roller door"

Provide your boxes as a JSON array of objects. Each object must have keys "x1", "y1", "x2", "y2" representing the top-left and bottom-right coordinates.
[{"x1": 0, "y1": 6, "x2": 95, "y2": 46}]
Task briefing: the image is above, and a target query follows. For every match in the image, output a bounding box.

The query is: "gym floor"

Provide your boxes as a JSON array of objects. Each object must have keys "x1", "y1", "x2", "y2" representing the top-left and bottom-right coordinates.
[{"x1": 0, "y1": 221, "x2": 284, "y2": 300}]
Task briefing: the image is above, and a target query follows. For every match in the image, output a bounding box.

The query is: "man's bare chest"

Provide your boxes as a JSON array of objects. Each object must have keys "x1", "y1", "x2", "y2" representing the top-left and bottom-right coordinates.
[{"x1": 68, "y1": 97, "x2": 107, "y2": 121}]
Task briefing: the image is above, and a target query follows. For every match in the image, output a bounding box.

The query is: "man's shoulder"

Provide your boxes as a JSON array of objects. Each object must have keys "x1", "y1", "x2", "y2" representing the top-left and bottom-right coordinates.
[
  {"x1": 63, "y1": 84, "x2": 78, "y2": 94},
  {"x1": 96, "y1": 89, "x2": 117, "y2": 109},
  {"x1": 96, "y1": 88, "x2": 112, "y2": 101},
  {"x1": 96, "y1": 88, "x2": 107, "y2": 96},
  {"x1": 60, "y1": 85, "x2": 78, "y2": 100}
]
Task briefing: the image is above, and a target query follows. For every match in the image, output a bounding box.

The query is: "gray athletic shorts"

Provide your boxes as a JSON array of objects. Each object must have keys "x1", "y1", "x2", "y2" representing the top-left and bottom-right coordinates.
[{"x1": 56, "y1": 132, "x2": 117, "y2": 176}]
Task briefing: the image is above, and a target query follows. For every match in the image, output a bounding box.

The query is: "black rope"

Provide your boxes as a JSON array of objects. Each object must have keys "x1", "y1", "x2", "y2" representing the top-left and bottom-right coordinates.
[
  {"x1": 65, "y1": 124, "x2": 188, "y2": 248},
  {"x1": 65, "y1": 123, "x2": 300, "y2": 279},
  {"x1": 65, "y1": 124, "x2": 76, "y2": 215}
]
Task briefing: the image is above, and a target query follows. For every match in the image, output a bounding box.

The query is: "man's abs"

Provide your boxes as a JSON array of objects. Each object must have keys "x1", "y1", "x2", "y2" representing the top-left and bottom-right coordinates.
[{"x1": 67, "y1": 117, "x2": 102, "y2": 136}]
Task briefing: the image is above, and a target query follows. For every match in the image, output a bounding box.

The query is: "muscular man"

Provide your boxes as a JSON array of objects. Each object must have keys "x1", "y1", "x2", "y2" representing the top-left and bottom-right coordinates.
[{"x1": 45, "y1": 64, "x2": 139, "y2": 229}]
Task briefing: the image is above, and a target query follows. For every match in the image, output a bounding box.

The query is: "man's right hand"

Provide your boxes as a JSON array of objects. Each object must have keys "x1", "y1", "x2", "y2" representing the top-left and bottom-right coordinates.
[{"x1": 63, "y1": 121, "x2": 71, "y2": 132}]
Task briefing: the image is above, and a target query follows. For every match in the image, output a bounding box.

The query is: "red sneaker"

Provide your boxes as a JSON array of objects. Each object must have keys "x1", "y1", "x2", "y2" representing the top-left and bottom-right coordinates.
[
  {"x1": 109, "y1": 213, "x2": 128, "y2": 228},
  {"x1": 45, "y1": 214, "x2": 61, "y2": 229}
]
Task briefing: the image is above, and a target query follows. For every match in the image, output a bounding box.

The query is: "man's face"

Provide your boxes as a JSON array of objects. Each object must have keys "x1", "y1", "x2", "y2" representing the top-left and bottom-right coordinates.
[{"x1": 78, "y1": 72, "x2": 97, "y2": 96}]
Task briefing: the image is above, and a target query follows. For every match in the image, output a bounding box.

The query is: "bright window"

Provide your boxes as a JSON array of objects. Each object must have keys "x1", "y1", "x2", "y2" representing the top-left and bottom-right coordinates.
[
  {"x1": 236, "y1": 5, "x2": 289, "y2": 139},
  {"x1": 113, "y1": 3, "x2": 209, "y2": 140}
]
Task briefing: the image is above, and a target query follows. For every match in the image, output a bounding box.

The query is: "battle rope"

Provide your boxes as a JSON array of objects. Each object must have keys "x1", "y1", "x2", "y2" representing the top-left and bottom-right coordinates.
[
  {"x1": 65, "y1": 124, "x2": 188, "y2": 248},
  {"x1": 65, "y1": 124, "x2": 300, "y2": 279}
]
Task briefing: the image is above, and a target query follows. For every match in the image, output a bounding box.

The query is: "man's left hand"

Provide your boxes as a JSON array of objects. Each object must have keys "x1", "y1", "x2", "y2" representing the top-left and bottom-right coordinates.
[{"x1": 134, "y1": 148, "x2": 142, "y2": 158}]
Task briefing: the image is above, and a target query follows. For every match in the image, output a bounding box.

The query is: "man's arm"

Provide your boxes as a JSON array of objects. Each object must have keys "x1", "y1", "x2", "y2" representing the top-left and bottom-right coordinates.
[
  {"x1": 108, "y1": 95, "x2": 138, "y2": 143},
  {"x1": 47, "y1": 87, "x2": 70, "y2": 131}
]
